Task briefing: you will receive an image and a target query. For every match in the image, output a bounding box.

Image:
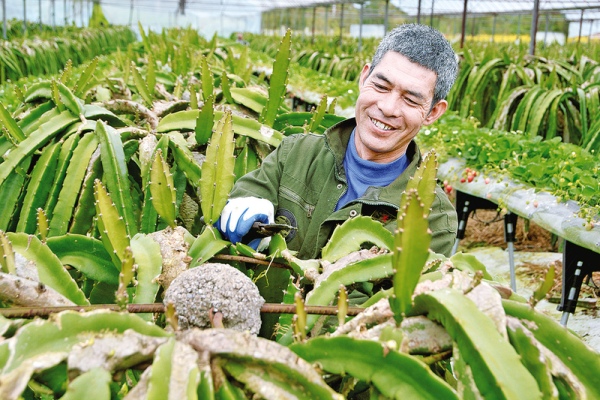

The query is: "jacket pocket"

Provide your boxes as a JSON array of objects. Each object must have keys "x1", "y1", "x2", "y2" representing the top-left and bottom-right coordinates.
[{"x1": 279, "y1": 186, "x2": 316, "y2": 218}]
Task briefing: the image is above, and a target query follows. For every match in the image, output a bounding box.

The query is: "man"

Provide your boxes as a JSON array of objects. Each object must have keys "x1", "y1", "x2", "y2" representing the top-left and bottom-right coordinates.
[{"x1": 218, "y1": 24, "x2": 459, "y2": 259}]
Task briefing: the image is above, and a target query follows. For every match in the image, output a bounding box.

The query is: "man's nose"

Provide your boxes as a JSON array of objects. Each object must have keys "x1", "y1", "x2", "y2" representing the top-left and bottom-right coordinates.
[{"x1": 378, "y1": 94, "x2": 401, "y2": 117}]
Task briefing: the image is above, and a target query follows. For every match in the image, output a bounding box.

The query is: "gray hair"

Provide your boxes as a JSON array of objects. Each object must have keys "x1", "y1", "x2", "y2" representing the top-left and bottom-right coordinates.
[{"x1": 369, "y1": 24, "x2": 459, "y2": 106}]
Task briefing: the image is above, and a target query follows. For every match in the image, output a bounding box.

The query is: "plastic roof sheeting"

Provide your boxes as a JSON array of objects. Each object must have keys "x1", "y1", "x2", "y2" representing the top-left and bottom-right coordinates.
[
  {"x1": 3, "y1": 0, "x2": 599, "y2": 37},
  {"x1": 7, "y1": 0, "x2": 598, "y2": 15},
  {"x1": 390, "y1": 0, "x2": 600, "y2": 16}
]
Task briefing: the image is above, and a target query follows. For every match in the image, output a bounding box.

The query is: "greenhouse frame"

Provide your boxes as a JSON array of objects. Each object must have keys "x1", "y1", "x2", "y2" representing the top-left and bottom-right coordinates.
[{"x1": 0, "y1": 0, "x2": 599, "y2": 398}]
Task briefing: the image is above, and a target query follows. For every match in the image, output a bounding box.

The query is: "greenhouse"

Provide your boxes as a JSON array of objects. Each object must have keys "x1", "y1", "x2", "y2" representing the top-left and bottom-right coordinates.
[{"x1": 0, "y1": 0, "x2": 599, "y2": 399}]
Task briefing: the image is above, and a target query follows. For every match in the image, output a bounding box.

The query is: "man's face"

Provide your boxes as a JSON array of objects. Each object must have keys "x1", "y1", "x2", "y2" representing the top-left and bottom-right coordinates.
[{"x1": 354, "y1": 52, "x2": 447, "y2": 163}]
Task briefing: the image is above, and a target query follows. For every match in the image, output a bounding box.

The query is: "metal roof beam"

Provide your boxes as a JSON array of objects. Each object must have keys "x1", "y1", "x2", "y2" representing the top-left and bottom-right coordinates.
[{"x1": 424, "y1": 5, "x2": 599, "y2": 18}]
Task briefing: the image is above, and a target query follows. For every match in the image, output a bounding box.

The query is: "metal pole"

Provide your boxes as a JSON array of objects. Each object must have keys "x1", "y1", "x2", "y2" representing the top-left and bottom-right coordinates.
[
  {"x1": 560, "y1": 261, "x2": 583, "y2": 326},
  {"x1": 23, "y1": 0, "x2": 27, "y2": 35},
  {"x1": 311, "y1": 6, "x2": 316, "y2": 43},
  {"x1": 517, "y1": 13, "x2": 522, "y2": 44},
  {"x1": 528, "y1": 0, "x2": 540, "y2": 55},
  {"x1": 384, "y1": 0, "x2": 389, "y2": 34},
  {"x1": 491, "y1": 13, "x2": 497, "y2": 42},
  {"x1": 453, "y1": 15, "x2": 457, "y2": 37},
  {"x1": 339, "y1": 3, "x2": 344, "y2": 45},
  {"x1": 358, "y1": 2, "x2": 364, "y2": 52},
  {"x1": 417, "y1": 0, "x2": 422, "y2": 24},
  {"x1": 129, "y1": 0, "x2": 134, "y2": 26},
  {"x1": 543, "y1": 13, "x2": 549, "y2": 47},
  {"x1": 578, "y1": 9, "x2": 584, "y2": 44},
  {"x1": 589, "y1": 19, "x2": 594, "y2": 45},
  {"x1": 2, "y1": 0, "x2": 6, "y2": 40},
  {"x1": 460, "y1": 0, "x2": 468, "y2": 48},
  {"x1": 51, "y1": 0, "x2": 55, "y2": 29},
  {"x1": 430, "y1": 0, "x2": 434, "y2": 27},
  {"x1": 64, "y1": 0, "x2": 67, "y2": 25},
  {"x1": 505, "y1": 213, "x2": 517, "y2": 292},
  {"x1": 324, "y1": 6, "x2": 328, "y2": 36},
  {"x1": 279, "y1": 8, "x2": 284, "y2": 35},
  {"x1": 259, "y1": 9, "x2": 263, "y2": 33}
]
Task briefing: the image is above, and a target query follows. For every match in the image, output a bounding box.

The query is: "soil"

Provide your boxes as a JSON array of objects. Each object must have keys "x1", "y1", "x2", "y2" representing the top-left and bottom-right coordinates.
[
  {"x1": 460, "y1": 209, "x2": 557, "y2": 252},
  {"x1": 459, "y1": 209, "x2": 599, "y2": 301},
  {"x1": 459, "y1": 209, "x2": 600, "y2": 352}
]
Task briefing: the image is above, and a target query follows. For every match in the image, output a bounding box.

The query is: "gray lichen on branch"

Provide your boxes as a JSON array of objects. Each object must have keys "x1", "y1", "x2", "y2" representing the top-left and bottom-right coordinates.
[{"x1": 164, "y1": 263, "x2": 265, "y2": 335}]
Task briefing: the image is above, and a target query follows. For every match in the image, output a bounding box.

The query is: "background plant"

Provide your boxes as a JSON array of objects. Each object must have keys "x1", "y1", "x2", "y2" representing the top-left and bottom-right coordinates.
[
  {"x1": 0, "y1": 22, "x2": 598, "y2": 399},
  {"x1": 418, "y1": 112, "x2": 600, "y2": 221},
  {"x1": 248, "y1": 33, "x2": 600, "y2": 152},
  {"x1": 0, "y1": 18, "x2": 84, "y2": 40},
  {"x1": 0, "y1": 25, "x2": 136, "y2": 84}
]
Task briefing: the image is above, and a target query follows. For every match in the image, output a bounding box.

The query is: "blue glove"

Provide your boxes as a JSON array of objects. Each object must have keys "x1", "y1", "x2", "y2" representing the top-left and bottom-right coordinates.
[{"x1": 217, "y1": 197, "x2": 275, "y2": 247}]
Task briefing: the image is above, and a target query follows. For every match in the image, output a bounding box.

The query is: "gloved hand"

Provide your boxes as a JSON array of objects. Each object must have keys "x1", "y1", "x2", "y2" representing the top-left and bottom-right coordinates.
[{"x1": 217, "y1": 197, "x2": 275, "y2": 249}]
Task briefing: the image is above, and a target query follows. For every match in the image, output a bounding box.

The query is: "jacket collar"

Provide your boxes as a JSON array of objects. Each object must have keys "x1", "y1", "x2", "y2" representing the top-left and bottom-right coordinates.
[
  {"x1": 324, "y1": 118, "x2": 355, "y2": 181},
  {"x1": 324, "y1": 118, "x2": 423, "y2": 207}
]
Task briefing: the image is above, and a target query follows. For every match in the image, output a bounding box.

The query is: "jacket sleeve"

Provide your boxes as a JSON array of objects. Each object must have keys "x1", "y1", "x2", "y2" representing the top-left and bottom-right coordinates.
[
  {"x1": 227, "y1": 136, "x2": 297, "y2": 208},
  {"x1": 428, "y1": 188, "x2": 458, "y2": 257}
]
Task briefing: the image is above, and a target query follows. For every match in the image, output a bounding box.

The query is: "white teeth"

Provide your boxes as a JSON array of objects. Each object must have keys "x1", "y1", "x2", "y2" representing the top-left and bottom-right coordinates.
[{"x1": 371, "y1": 118, "x2": 392, "y2": 131}]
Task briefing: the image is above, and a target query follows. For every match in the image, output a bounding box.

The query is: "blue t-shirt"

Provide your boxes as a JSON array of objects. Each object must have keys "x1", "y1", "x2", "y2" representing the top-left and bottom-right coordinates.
[{"x1": 336, "y1": 130, "x2": 409, "y2": 210}]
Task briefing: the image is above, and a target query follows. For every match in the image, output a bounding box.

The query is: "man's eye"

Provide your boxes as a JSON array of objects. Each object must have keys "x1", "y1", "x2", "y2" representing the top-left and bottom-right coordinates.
[
  {"x1": 405, "y1": 97, "x2": 418, "y2": 106},
  {"x1": 373, "y1": 83, "x2": 388, "y2": 91}
]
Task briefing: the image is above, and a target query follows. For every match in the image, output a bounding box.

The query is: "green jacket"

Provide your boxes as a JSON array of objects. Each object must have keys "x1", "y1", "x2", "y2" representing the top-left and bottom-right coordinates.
[{"x1": 229, "y1": 118, "x2": 458, "y2": 259}]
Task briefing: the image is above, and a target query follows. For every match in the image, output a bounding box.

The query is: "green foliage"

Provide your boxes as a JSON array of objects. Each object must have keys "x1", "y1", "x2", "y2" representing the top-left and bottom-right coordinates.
[
  {"x1": 503, "y1": 300, "x2": 600, "y2": 399},
  {"x1": 7, "y1": 233, "x2": 89, "y2": 305},
  {"x1": 195, "y1": 94, "x2": 214, "y2": 145},
  {"x1": 150, "y1": 149, "x2": 177, "y2": 228},
  {"x1": 290, "y1": 336, "x2": 458, "y2": 399},
  {"x1": 249, "y1": 33, "x2": 600, "y2": 149},
  {"x1": 0, "y1": 26, "x2": 135, "y2": 84},
  {"x1": 46, "y1": 234, "x2": 119, "y2": 284},
  {"x1": 131, "y1": 61, "x2": 154, "y2": 107},
  {"x1": 446, "y1": 48, "x2": 600, "y2": 151},
  {"x1": 0, "y1": 102, "x2": 25, "y2": 142},
  {"x1": 200, "y1": 111, "x2": 235, "y2": 224},
  {"x1": 94, "y1": 179, "x2": 131, "y2": 268},
  {"x1": 259, "y1": 29, "x2": 291, "y2": 127},
  {"x1": 158, "y1": 109, "x2": 283, "y2": 147},
  {"x1": 0, "y1": 26, "x2": 598, "y2": 400},
  {"x1": 389, "y1": 190, "x2": 431, "y2": 321},
  {"x1": 321, "y1": 216, "x2": 393, "y2": 263},
  {"x1": 88, "y1": 2, "x2": 110, "y2": 28},
  {"x1": 419, "y1": 112, "x2": 600, "y2": 219},
  {"x1": 60, "y1": 368, "x2": 112, "y2": 400},
  {"x1": 412, "y1": 288, "x2": 542, "y2": 399}
]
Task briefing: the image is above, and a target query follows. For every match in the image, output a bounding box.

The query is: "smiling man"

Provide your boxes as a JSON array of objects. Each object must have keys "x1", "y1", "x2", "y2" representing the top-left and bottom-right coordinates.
[{"x1": 218, "y1": 24, "x2": 459, "y2": 258}]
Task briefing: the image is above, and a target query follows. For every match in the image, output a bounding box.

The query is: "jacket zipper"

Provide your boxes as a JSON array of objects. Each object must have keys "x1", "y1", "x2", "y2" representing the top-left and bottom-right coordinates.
[
  {"x1": 280, "y1": 186, "x2": 315, "y2": 217},
  {"x1": 358, "y1": 199, "x2": 399, "y2": 209}
]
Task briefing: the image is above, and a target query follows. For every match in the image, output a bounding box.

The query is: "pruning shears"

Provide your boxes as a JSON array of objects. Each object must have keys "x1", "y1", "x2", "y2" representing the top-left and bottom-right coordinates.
[{"x1": 249, "y1": 221, "x2": 297, "y2": 238}]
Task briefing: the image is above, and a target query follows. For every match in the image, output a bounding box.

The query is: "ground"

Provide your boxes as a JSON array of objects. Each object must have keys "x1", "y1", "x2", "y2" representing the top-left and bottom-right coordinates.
[{"x1": 459, "y1": 209, "x2": 600, "y2": 353}]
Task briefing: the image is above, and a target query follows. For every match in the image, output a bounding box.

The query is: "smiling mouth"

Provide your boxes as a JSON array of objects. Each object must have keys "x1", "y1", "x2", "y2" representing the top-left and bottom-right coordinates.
[{"x1": 370, "y1": 117, "x2": 393, "y2": 131}]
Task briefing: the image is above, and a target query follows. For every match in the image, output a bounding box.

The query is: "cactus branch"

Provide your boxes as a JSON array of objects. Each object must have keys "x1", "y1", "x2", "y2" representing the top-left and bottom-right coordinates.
[{"x1": 99, "y1": 99, "x2": 159, "y2": 130}]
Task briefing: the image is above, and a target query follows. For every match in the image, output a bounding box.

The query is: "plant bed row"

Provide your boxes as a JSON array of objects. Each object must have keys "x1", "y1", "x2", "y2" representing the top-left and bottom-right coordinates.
[{"x1": 0, "y1": 26, "x2": 598, "y2": 399}]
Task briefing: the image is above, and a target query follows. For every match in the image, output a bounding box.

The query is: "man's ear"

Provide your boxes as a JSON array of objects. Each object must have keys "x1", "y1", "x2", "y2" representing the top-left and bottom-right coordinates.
[
  {"x1": 359, "y1": 64, "x2": 371, "y2": 87},
  {"x1": 423, "y1": 100, "x2": 448, "y2": 126}
]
